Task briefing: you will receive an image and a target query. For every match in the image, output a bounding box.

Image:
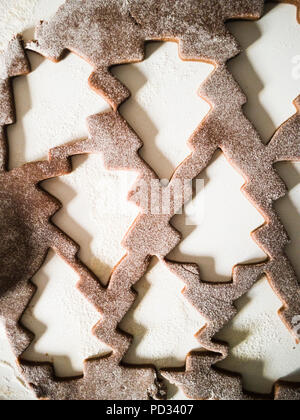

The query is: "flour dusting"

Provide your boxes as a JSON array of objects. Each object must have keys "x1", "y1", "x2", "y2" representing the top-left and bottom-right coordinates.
[{"x1": 0, "y1": 0, "x2": 38, "y2": 48}]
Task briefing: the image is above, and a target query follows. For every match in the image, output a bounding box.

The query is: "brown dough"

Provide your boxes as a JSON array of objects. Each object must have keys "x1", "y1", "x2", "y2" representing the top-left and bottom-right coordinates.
[
  {"x1": 274, "y1": 0, "x2": 300, "y2": 22},
  {"x1": 27, "y1": 0, "x2": 264, "y2": 110},
  {"x1": 162, "y1": 92, "x2": 300, "y2": 400},
  {"x1": 157, "y1": 3, "x2": 300, "y2": 400},
  {"x1": 26, "y1": 1, "x2": 300, "y2": 400},
  {"x1": 3, "y1": 1, "x2": 299, "y2": 401},
  {"x1": 0, "y1": 39, "x2": 164, "y2": 400},
  {"x1": 0, "y1": 36, "x2": 30, "y2": 171},
  {"x1": 51, "y1": 95, "x2": 300, "y2": 400}
]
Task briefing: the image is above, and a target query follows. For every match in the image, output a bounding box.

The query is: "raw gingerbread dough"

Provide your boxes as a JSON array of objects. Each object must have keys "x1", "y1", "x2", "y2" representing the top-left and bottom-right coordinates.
[
  {"x1": 0, "y1": 39, "x2": 164, "y2": 400},
  {"x1": 275, "y1": 0, "x2": 300, "y2": 22},
  {"x1": 162, "y1": 93, "x2": 300, "y2": 400},
  {"x1": 26, "y1": 0, "x2": 300, "y2": 400},
  {"x1": 3, "y1": 0, "x2": 299, "y2": 400},
  {"x1": 28, "y1": 0, "x2": 264, "y2": 109}
]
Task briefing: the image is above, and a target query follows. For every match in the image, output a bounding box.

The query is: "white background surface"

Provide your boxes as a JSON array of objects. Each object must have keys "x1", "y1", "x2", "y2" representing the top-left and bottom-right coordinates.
[{"x1": 0, "y1": 0, "x2": 299, "y2": 400}]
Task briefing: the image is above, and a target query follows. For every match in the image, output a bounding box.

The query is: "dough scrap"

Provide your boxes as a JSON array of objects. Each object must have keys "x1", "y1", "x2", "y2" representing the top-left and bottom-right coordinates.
[
  {"x1": 27, "y1": 0, "x2": 264, "y2": 110},
  {"x1": 0, "y1": 39, "x2": 164, "y2": 400},
  {"x1": 3, "y1": 1, "x2": 299, "y2": 400}
]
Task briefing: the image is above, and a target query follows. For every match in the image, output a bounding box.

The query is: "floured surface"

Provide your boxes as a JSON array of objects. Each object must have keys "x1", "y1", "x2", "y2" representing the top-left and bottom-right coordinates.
[
  {"x1": 0, "y1": 0, "x2": 38, "y2": 49},
  {"x1": 217, "y1": 277, "x2": 300, "y2": 394},
  {"x1": 228, "y1": 3, "x2": 300, "y2": 143},
  {"x1": 120, "y1": 259, "x2": 205, "y2": 400},
  {"x1": 220, "y1": 5, "x2": 300, "y2": 393},
  {"x1": 43, "y1": 155, "x2": 139, "y2": 284},
  {"x1": 0, "y1": 0, "x2": 66, "y2": 49},
  {"x1": 275, "y1": 161, "x2": 300, "y2": 279},
  {"x1": 27, "y1": 0, "x2": 264, "y2": 109},
  {"x1": 160, "y1": 2, "x2": 300, "y2": 398},
  {"x1": 169, "y1": 153, "x2": 266, "y2": 282},
  {"x1": 0, "y1": 323, "x2": 34, "y2": 400},
  {"x1": 0, "y1": 0, "x2": 299, "y2": 399},
  {"x1": 113, "y1": 42, "x2": 213, "y2": 180},
  {"x1": 8, "y1": 52, "x2": 109, "y2": 169},
  {"x1": 21, "y1": 251, "x2": 111, "y2": 377}
]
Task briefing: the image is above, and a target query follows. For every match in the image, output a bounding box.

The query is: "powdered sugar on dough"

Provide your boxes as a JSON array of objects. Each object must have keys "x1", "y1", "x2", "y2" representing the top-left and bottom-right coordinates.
[
  {"x1": 1, "y1": 0, "x2": 300, "y2": 400},
  {"x1": 28, "y1": 0, "x2": 264, "y2": 109},
  {"x1": 217, "y1": 277, "x2": 300, "y2": 395},
  {"x1": 43, "y1": 155, "x2": 139, "y2": 285},
  {"x1": 0, "y1": 41, "x2": 163, "y2": 399}
]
